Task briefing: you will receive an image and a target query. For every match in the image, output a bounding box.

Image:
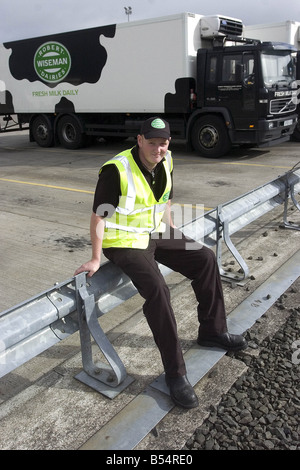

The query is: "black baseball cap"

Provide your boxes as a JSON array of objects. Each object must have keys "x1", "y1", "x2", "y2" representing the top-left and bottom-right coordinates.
[{"x1": 140, "y1": 117, "x2": 171, "y2": 140}]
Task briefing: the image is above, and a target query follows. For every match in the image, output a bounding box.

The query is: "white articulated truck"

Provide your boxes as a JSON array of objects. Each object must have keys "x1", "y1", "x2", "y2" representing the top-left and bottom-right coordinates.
[
  {"x1": 244, "y1": 20, "x2": 300, "y2": 141},
  {"x1": 0, "y1": 13, "x2": 298, "y2": 157}
]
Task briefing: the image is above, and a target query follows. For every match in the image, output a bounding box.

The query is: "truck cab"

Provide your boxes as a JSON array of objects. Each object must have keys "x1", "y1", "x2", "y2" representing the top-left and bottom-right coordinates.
[{"x1": 190, "y1": 36, "x2": 298, "y2": 157}]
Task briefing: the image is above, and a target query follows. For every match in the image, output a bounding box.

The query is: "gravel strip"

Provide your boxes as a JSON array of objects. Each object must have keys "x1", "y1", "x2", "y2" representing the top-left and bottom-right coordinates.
[{"x1": 184, "y1": 299, "x2": 300, "y2": 450}]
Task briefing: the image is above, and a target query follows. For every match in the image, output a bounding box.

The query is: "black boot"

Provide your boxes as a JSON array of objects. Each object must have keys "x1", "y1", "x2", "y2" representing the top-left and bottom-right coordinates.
[
  {"x1": 165, "y1": 374, "x2": 199, "y2": 409},
  {"x1": 197, "y1": 331, "x2": 247, "y2": 351}
]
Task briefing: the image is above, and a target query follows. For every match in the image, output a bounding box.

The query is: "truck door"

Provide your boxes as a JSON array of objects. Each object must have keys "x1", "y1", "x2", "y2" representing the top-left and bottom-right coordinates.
[
  {"x1": 209, "y1": 51, "x2": 257, "y2": 126},
  {"x1": 240, "y1": 52, "x2": 256, "y2": 115}
]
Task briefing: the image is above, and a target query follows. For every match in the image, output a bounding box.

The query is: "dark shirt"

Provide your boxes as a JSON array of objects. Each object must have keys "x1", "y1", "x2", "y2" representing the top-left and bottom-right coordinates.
[{"x1": 92, "y1": 145, "x2": 173, "y2": 216}]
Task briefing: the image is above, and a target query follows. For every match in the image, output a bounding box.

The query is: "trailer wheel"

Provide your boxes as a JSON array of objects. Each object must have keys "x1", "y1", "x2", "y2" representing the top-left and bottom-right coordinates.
[
  {"x1": 57, "y1": 115, "x2": 85, "y2": 149},
  {"x1": 191, "y1": 115, "x2": 231, "y2": 158},
  {"x1": 31, "y1": 115, "x2": 54, "y2": 147}
]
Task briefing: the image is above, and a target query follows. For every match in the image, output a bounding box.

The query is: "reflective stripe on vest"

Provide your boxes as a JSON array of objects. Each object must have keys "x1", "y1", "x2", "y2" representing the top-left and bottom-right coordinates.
[{"x1": 100, "y1": 148, "x2": 173, "y2": 249}]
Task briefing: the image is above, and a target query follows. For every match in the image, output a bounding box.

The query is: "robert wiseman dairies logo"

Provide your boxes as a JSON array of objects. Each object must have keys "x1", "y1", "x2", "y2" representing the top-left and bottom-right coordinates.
[{"x1": 34, "y1": 41, "x2": 71, "y2": 83}]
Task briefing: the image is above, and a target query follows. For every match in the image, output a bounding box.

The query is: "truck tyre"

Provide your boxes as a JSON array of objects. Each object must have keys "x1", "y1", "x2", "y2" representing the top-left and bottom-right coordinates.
[
  {"x1": 57, "y1": 115, "x2": 85, "y2": 149},
  {"x1": 191, "y1": 115, "x2": 231, "y2": 158},
  {"x1": 31, "y1": 115, "x2": 54, "y2": 148}
]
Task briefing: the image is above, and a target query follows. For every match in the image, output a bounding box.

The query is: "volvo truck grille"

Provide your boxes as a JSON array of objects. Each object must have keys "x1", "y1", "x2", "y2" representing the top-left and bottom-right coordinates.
[{"x1": 270, "y1": 98, "x2": 296, "y2": 114}]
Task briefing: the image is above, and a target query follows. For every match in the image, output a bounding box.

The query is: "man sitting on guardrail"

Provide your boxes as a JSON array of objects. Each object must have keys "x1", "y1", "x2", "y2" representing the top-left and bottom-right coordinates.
[{"x1": 74, "y1": 117, "x2": 247, "y2": 409}]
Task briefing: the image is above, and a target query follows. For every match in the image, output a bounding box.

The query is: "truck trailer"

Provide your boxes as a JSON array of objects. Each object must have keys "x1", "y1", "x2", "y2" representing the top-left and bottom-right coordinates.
[
  {"x1": 0, "y1": 12, "x2": 298, "y2": 157},
  {"x1": 244, "y1": 20, "x2": 300, "y2": 141}
]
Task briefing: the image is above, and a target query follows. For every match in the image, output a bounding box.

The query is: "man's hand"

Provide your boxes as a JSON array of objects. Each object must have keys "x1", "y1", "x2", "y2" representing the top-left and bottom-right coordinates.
[{"x1": 74, "y1": 259, "x2": 100, "y2": 278}]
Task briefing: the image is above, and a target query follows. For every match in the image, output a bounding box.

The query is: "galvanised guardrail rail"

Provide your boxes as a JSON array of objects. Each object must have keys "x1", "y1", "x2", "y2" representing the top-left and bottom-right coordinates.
[{"x1": 0, "y1": 165, "x2": 299, "y2": 396}]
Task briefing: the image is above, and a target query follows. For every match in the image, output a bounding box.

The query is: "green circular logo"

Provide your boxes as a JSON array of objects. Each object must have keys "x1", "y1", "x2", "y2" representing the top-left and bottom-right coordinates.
[
  {"x1": 151, "y1": 118, "x2": 166, "y2": 129},
  {"x1": 34, "y1": 42, "x2": 71, "y2": 83}
]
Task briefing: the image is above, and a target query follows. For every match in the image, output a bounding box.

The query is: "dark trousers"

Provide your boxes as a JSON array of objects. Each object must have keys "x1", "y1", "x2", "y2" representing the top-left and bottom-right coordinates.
[{"x1": 103, "y1": 228, "x2": 227, "y2": 377}]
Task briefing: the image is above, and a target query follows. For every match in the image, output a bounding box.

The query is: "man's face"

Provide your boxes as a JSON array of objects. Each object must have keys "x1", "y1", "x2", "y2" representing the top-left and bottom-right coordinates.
[{"x1": 137, "y1": 135, "x2": 170, "y2": 169}]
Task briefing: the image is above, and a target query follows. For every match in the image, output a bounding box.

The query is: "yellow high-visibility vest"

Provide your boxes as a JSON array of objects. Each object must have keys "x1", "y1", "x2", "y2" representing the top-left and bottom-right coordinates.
[{"x1": 100, "y1": 148, "x2": 173, "y2": 249}]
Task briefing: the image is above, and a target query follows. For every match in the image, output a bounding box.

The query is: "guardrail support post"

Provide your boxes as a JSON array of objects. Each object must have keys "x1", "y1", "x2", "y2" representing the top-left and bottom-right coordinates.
[
  {"x1": 74, "y1": 273, "x2": 134, "y2": 398},
  {"x1": 281, "y1": 172, "x2": 300, "y2": 231},
  {"x1": 216, "y1": 205, "x2": 249, "y2": 283}
]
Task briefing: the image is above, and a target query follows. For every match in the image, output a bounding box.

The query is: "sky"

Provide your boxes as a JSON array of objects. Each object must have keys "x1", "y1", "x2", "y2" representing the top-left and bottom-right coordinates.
[{"x1": 0, "y1": 0, "x2": 300, "y2": 43}]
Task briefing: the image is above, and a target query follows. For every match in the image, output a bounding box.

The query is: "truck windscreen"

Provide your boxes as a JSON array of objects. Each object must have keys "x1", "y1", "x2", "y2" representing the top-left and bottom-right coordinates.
[{"x1": 261, "y1": 51, "x2": 296, "y2": 87}]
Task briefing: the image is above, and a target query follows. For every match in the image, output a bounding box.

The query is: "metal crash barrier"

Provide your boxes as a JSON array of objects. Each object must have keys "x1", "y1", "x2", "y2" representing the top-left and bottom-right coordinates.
[{"x1": 0, "y1": 165, "x2": 299, "y2": 397}]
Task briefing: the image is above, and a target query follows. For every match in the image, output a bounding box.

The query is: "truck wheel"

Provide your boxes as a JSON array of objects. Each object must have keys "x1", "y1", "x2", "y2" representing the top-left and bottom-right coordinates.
[
  {"x1": 31, "y1": 115, "x2": 54, "y2": 147},
  {"x1": 57, "y1": 115, "x2": 85, "y2": 149},
  {"x1": 191, "y1": 115, "x2": 231, "y2": 158}
]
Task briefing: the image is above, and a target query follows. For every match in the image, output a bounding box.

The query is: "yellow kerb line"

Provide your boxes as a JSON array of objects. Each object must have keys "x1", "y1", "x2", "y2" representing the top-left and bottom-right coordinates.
[
  {"x1": 0, "y1": 177, "x2": 94, "y2": 194},
  {"x1": 221, "y1": 162, "x2": 292, "y2": 169}
]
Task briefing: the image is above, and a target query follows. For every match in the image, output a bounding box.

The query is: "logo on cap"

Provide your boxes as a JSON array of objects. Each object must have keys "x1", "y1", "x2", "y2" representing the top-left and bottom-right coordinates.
[{"x1": 151, "y1": 118, "x2": 166, "y2": 129}]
